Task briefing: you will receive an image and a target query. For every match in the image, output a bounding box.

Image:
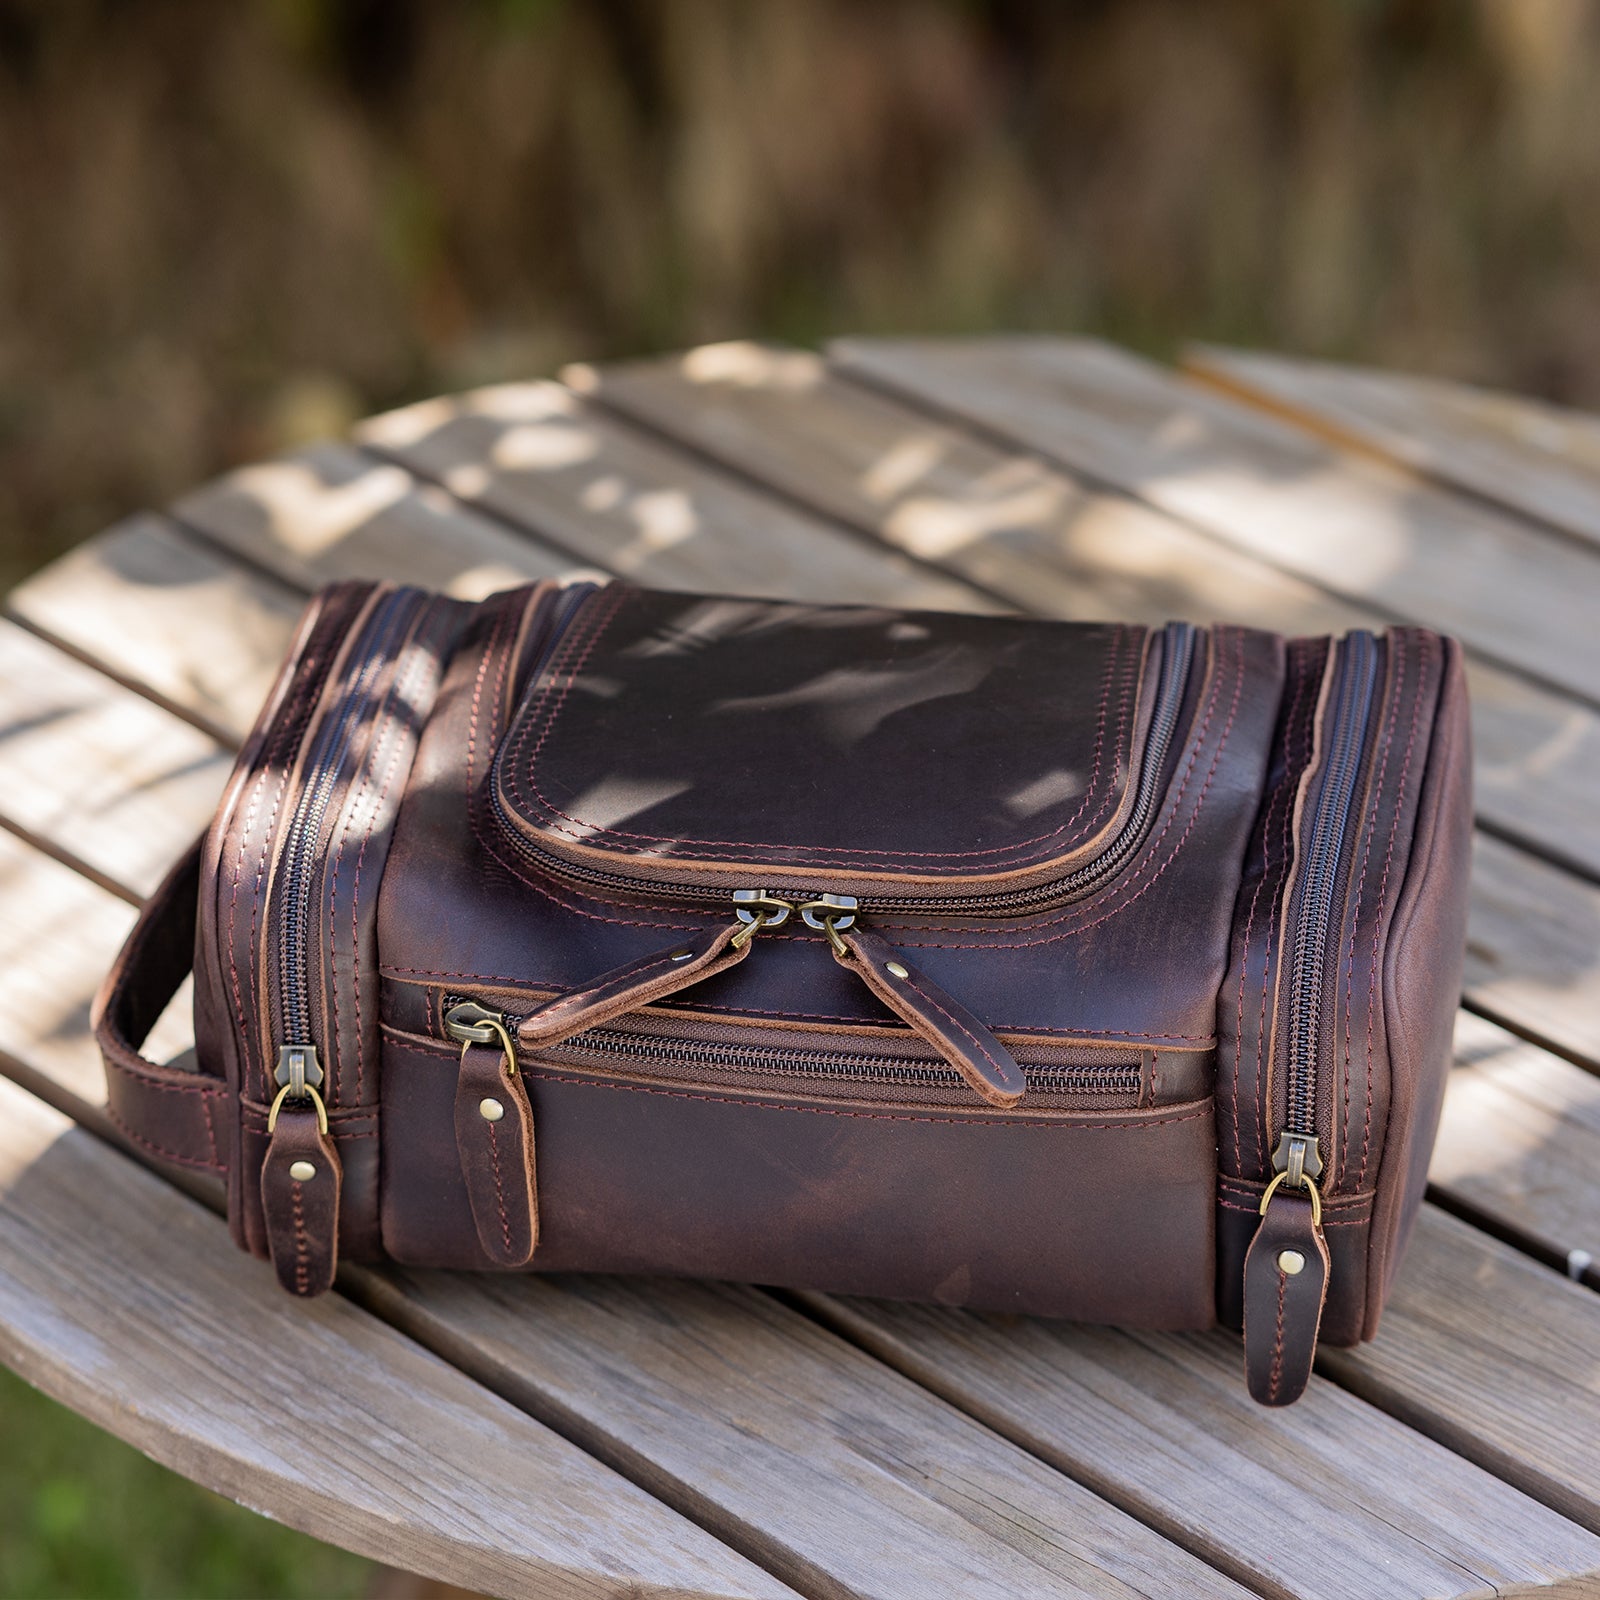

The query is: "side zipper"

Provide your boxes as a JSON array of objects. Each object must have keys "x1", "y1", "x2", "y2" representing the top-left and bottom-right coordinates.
[
  {"x1": 1243, "y1": 630, "x2": 1379, "y2": 1405},
  {"x1": 261, "y1": 585, "x2": 433, "y2": 1296}
]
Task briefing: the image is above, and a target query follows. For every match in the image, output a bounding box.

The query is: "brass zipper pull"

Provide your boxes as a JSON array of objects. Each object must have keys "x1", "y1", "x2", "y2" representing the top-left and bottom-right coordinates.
[
  {"x1": 1241, "y1": 1170, "x2": 1329, "y2": 1405},
  {"x1": 261, "y1": 1042, "x2": 340, "y2": 1297},
  {"x1": 446, "y1": 1002, "x2": 538, "y2": 1267}
]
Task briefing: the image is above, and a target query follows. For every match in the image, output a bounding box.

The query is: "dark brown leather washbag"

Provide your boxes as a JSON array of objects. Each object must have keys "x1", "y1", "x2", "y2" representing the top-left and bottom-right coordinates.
[{"x1": 96, "y1": 580, "x2": 1472, "y2": 1405}]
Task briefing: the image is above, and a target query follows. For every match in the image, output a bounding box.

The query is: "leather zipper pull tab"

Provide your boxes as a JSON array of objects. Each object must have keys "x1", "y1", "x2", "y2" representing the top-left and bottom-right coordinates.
[
  {"x1": 830, "y1": 923, "x2": 1026, "y2": 1109},
  {"x1": 453, "y1": 1026, "x2": 538, "y2": 1268},
  {"x1": 260, "y1": 1084, "x2": 341, "y2": 1297},
  {"x1": 1242, "y1": 1175, "x2": 1329, "y2": 1406},
  {"x1": 517, "y1": 918, "x2": 756, "y2": 1050}
]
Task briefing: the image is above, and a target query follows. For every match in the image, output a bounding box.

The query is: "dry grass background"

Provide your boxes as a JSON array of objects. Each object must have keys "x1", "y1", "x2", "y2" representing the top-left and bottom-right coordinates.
[{"x1": 1, "y1": 0, "x2": 1597, "y2": 580}]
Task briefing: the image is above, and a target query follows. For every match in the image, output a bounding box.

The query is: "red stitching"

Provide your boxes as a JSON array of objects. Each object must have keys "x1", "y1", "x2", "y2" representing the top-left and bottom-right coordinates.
[
  {"x1": 1256, "y1": 639, "x2": 1322, "y2": 1171},
  {"x1": 505, "y1": 595, "x2": 1151, "y2": 868},
  {"x1": 107, "y1": 1071, "x2": 225, "y2": 1099},
  {"x1": 1338, "y1": 633, "x2": 1404, "y2": 1188},
  {"x1": 105, "y1": 1104, "x2": 224, "y2": 1170},
  {"x1": 1229, "y1": 642, "x2": 1310, "y2": 1174},
  {"x1": 885, "y1": 624, "x2": 1245, "y2": 947},
  {"x1": 1356, "y1": 634, "x2": 1426, "y2": 1189},
  {"x1": 1219, "y1": 1199, "x2": 1369, "y2": 1226},
  {"x1": 346, "y1": 617, "x2": 439, "y2": 1102},
  {"x1": 1268, "y1": 1266, "x2": 1288, "y2": 1402},
  {"x1": 376, "y1": 972, "x2": 1214, "y2": 1044},
  {"x1": 486, "y1": 1119, "x2": 513, "y2": 1255},
  {"x1": 291, "y1": 1180, "x2": 309, "y2": 1295},
  {"x1": 529, "y1": 1072, "x2": 1211, "y2": 1128}
]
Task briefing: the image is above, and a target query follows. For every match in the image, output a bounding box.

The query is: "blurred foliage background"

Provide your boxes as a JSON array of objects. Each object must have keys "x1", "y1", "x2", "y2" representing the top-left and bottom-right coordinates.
[
  {"x1": 3, "y1": 0, "x2": 1600, "y2": 593},
  {"x1": 3, "y1": 0, "x2": 1599, "y2": 1591}
]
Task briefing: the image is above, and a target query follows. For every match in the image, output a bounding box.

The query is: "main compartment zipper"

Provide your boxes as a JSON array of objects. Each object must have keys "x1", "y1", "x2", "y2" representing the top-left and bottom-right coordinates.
[
  {"x1": 1270, "y1": 629, "x2": 1380, "y2": 1193},
  {"x1": 269, "y1": 586, "x2": 427, "y2": 1124}
]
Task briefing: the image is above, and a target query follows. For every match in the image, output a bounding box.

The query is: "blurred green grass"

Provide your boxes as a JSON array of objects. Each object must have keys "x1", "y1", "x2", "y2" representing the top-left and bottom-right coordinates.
[{"x1": 0, "y1": 1362, "x2": 371, "y2": 1598}]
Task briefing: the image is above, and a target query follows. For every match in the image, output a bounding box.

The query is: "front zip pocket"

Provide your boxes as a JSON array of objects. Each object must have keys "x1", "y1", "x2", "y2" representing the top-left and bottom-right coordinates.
[{"x1": 443, "y1": 998, "x2": 1147, "y2": 1112}]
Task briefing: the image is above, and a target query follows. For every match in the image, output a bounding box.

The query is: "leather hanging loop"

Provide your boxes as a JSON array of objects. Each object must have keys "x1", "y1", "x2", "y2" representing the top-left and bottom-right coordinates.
[
  {"x1": 1242, "y1": 1184, "x2": 1330, "y2": 1406},
  {"x1": 832, "y1": 924, "x2": 1026, "y2": 1109},
  {"x1": 454, "y1": 1038, "x2": 539, "y2": 1267}
]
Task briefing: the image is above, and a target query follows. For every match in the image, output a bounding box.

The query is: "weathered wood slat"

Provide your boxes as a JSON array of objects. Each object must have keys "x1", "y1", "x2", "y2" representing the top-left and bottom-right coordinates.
[
  {"x1": 829, "y1": 336, "x2": 1600, "y2": 706},
  {"x1": 0, "y1": 837, "x2": 1250, "y2": 1600},
  {"x1": 805, "y1": 1263, "x2": 1600, "y2": 1597},
  {"x1": 1467, "y1": 834, "x2": 1600, "y2": 1069},
  {"x1": 354, "y1": 381, "x2": 996, "y2": 614},
  {"x1": 1185, "y1": 345, "x2": 1600, "y2": 551},
  {"x1": 5, "y1": 513, "x2": 306, "y2": 747},
  {"x1": 0, "y1": 1077, "x2": 794, "y2": 1600},
  {"x1": 1438, "y1": 1012, "x2": 1600, "y2": 1288},
  {"x1": 1323, "y1": 1203, "x2": 1600, "y2": 1539},
  {"x1": 171, "y1": 441, "x2": 588, "y2": 600},
  {"x1": 581, "y1": 345, "x2": 1600, "y2": 886},
  {"x1": 9, "y1": 531, "x2": 1600, "y2": 1593},
  {"x1": 360, "y1": 1271, "x2": 1254, "y2": 1600},
  {"x1": 0, "y1": 617, "x2": 232, "y2": 900}
]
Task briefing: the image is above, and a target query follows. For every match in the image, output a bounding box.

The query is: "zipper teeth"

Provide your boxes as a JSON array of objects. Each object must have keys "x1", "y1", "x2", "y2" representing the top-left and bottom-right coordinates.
[
  {"x1": 275, "y1": 589, "x2": 420, "y2": 1045},
  {"x1": 1284, "y1": 631, "x2": 1380, "y2": 1137},
  {"x1": 552, "y1": 1026, "x2": 1143, "y2": 1096},
  {"x1": 493, "y1": 618, "x2": 1198, "y2": 917}
]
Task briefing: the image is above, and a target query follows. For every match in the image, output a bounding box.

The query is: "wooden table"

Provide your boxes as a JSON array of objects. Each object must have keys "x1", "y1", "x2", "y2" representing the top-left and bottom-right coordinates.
[{"x1": 2, "y1": 336, "x2": 1599, "y2": 1599}]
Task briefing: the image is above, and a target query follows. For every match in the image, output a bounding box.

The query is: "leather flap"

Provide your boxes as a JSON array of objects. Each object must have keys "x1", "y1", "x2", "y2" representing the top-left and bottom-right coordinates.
[{"x1": 493, "y1": 585, "x2": 1157, "y2": 896}]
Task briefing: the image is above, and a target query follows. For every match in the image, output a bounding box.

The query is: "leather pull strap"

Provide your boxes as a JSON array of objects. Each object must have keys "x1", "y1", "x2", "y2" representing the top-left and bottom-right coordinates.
[
  {"x1": 833, "y1": 925, "x2": 1026, "y2": 1108},
  {"x1": 260, "y1": 1104, "x2": 342, "y2": 1297},
  {"x1": 454, "y1": 1039, "x2": 538, "y2": 1267},
  {"x1": 1242, "y1": 1186, "x2": 1330, "y2": 1406},
  {"x1": 518, "y1": 921, "x2": 750, "y2": 1049},
  {"x1": 93, "y1": 833, "x2": 229, "y2": 1172}
]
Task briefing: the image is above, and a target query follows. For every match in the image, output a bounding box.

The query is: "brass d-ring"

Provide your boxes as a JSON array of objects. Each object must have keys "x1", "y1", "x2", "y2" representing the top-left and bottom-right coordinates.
[
  {"x1": 267, "y1": 1080, "x2": 329, "y2": 1136},
  {"x1": 1258, "y1": 1168, "x2": 1323, "y2": 1228}
]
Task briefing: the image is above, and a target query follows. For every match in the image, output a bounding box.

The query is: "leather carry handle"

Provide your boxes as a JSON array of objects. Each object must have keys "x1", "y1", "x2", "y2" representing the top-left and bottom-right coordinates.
[{"x1": 92, "y1": 833, "x2": 228, "y2": 1172}]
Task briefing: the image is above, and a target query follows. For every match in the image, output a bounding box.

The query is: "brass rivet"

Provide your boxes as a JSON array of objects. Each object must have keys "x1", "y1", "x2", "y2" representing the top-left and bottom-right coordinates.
[
  {"x1": 1277, "y1": 1249, "x2": 1306, "y2": 1276},
  {"x1": 886, "y1": 961, "x2": 909, "y2": 979},
  {"x1": 288, "y1": 1160, "x2": 317, "y2": 1182},
  {"x1": 669, "y1": 949, "x2": 693, "y2": 962},
  {"x1": 479, "y1": 1097, "x2": 505, "y2": 1122}
]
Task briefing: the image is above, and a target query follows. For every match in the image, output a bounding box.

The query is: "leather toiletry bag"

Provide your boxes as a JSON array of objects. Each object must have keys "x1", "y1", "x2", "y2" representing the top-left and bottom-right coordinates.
[{"x1": 96, "y1": 579, "x2": 1472, "y2": 1405}]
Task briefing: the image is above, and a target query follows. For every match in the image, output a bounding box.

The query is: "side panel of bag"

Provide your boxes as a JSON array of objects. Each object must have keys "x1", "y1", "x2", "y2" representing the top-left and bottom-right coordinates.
[
  {"x1": 1214, "y1": 626, "x2": 1467, "y2": 1403},
  {"x1": 195, "y1": 580, "x2": 467, "y2": 1289}
]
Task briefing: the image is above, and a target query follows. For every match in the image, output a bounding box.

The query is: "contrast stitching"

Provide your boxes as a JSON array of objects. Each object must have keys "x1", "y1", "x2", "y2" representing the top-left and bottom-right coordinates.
[
  {"x1": 291, "y1": 1179, "x2": 309, "y2": 1295},
  {"x1": 1338, "y1": 632, "x2": 1405, "y2": 1189},
  {"x1": 1356, "y1": 633, "x2": 1426, "y2": 1189},
  {"x1": 1268, "y1": 1267, "x2": 1288, "y2": 1402},
  {"x1": 888, "y1": 624, "x2": 1245, "y2": 947},
  {"x1": 507, "y1": 608, "x2": 1145, "y2": 865},
  {"x1": 1257, "y1": 640, "x2": 1321, "y2": 1171},
  {"x1": 105, "y1": 1103, "x2": 223, "y2": 1170},
  {"x1": 486, "y1": 1119, "x2": 513, "y2": 1256},
  {"x1": 504, "y1": 1068, "x2": 1212, "y2": 1130},
  {"x1": 1229, "y1": 642, "x2": 1309, "y2": 1174},
  {"x1": 374, "y1": 979, "x2": 1214, "y2": 1044}
]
